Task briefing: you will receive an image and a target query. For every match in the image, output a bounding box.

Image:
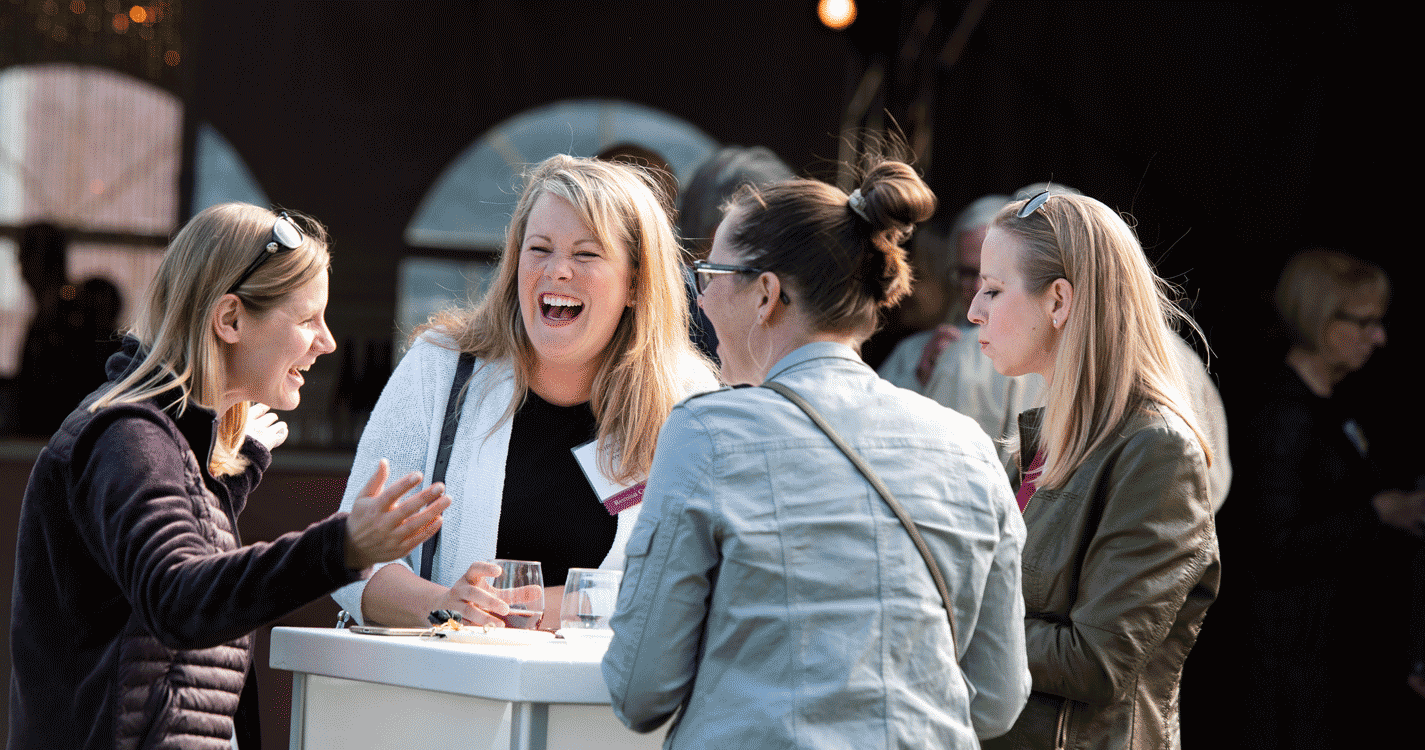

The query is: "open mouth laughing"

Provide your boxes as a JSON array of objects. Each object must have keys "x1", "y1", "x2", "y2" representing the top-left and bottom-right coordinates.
[{"x1": 540, "y1": 293, "x2": 584, "y2": 327}]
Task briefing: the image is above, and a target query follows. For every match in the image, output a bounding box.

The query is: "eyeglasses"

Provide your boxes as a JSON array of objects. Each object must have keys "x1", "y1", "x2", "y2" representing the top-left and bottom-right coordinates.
[
  {"x1": 226, "y1": 212, "x2": 304, "y2": 295},
  {"x1": 1016, "y1": 190, "x2": 1051, "y2": 218},
  {"x1": 1333, "y1": 311, "x2": 1386, "y2": 329},
  {"x1": 692, "y1": 259, "x2": 791, "y2": 303}
]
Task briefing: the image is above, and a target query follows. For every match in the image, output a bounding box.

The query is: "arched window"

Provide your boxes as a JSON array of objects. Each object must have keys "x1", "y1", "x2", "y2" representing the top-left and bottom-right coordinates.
[
  {"x1": 192, "y1": 122, "x2": 270, "y2": 213},
  {"x1": 397, "y1": 99, "x2": 717, "y2": 339},
  {"x1": 0, "y1": 63, "x2": 267, "y2": 438},
  {"x1": 0, "y1": 64, "x2": 179, "y2": 388}
]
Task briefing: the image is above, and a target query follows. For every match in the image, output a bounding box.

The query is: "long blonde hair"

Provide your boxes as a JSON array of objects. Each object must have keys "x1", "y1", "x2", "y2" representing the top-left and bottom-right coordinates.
[
  {"x1": 92, "y1": 203, "x2": 331, "y2": 476},
  {"x1": 420, "y1": 154, "x2": 715, "y2": 484},
  {"x1": 998, "y1": 193, "x2": 1210, "y2": 490}
]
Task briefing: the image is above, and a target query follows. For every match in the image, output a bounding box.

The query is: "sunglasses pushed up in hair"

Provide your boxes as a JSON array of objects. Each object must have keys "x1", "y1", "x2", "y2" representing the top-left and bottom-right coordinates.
[
  {"x1": 1016, "y1": 190, "x2": 1052, "y2": 218},
  {"x1": 227, "y1": 212, "x2": 304, "y2": 295}
]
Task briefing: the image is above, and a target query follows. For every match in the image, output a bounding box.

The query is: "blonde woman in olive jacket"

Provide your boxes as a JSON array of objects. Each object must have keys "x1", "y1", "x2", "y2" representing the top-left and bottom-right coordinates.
[{"x1": 969, "y1": 191, "x2": 1219, "y2": 750}]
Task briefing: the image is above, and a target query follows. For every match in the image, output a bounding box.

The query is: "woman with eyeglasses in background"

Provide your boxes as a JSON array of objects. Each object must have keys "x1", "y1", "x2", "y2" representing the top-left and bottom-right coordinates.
[
  {"x1": 8, "y1": 203, "x2": 450, "y2": 750},
  {"x1": 1208, "y1": 249, "x2": 1424, "y2": 749},
  {"x1": 968, "y1": 191, "x2": 1220, "y2": 750},
  {"x1": 331, "y1": 155, "x2": 718, "y2": 630},
  {"x1": 602, "y1": 155, "x2": 1031, "y2": 748}
]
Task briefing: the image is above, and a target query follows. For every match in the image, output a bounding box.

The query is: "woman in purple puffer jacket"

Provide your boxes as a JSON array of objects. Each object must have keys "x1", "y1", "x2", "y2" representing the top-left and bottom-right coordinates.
[{"x1": 8, "y1": 203, "x2": 450, "y2": 750}]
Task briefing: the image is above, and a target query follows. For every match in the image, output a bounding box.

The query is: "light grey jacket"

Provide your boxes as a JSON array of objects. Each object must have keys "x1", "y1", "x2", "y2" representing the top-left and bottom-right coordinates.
[{"x1": 603, "y1": 342, "x2": 1030, "y2": 749}]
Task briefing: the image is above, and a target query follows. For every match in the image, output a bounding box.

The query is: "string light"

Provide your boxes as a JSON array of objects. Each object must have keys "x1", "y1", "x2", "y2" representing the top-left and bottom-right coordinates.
[{"x1": 817, "y1": 0, "x2": 856, "y2": 30}]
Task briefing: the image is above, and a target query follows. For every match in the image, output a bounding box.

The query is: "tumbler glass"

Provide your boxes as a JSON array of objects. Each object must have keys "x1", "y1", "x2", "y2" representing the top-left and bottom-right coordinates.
[
  {"x1": 558, "y1": 568, "x2": 623, "y2": 641},
  {"x1": 488, "y1": 559, "x2": 544, "y2": 629}
]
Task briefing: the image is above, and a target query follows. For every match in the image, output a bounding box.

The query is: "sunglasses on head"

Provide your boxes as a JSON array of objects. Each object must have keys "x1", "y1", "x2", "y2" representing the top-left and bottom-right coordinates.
[
  {"x1": 1016, "y1": 190, "x2": 1051, "y2": 219},
  {"x1": 226, "y1": 212, "x2": 304, "y2": 295}
]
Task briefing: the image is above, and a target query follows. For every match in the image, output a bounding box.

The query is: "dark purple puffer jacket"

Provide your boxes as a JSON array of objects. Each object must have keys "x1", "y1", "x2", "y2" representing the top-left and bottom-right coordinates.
[{"x1": 9, "y1": 339, "x2": 360, "y2": 749}]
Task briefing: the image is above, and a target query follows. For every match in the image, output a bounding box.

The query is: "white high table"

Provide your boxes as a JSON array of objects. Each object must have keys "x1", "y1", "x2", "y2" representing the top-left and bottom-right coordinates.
[{"x1": 269, "y1": 627, "x2": 666, "y2": 750}]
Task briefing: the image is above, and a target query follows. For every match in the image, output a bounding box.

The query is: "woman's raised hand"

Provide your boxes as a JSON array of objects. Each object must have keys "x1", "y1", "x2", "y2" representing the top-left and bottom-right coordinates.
[
  {"x1": 344, "y1": 458, "x2": 451, "y2": 570},
  {"x1": 244, "y1": 403, "x2": 288, "y2": 451}
]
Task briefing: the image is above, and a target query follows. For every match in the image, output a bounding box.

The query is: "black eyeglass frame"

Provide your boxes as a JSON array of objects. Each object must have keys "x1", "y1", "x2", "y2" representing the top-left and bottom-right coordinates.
[
  {"x1": 692, "y1": 259, "x2": 791, "y2": 303},
  {"x1": 226, "y1": 211, "x2": 304, "y2": 295},
  {"x1": 1016, "y1": 190, "x2": 1052, "y2": 219}
]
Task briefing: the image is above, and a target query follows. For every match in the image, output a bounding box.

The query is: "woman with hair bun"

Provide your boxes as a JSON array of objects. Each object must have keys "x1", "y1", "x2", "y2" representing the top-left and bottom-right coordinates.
[
  {"x1": 969, "y1": 191, "x2": 1220, "y2": 750},
  {"x1": 603, "y1": 158, "x2": 1031, "y2": 747}
]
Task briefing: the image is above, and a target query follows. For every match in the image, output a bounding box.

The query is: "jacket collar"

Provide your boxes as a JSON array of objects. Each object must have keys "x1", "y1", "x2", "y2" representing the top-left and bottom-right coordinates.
[
  {"x1": 1016, "y1": 407, "x2": 1046, "y2": 478},
  {"x1": 107, "y1": 335, "x2": 222, "y2": 478},
  {"x1": 763, "y1": 341, "x2": 866, "y2": 383}
]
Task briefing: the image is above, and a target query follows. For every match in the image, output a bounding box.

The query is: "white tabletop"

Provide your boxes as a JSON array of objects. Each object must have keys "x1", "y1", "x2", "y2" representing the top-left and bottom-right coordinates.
[{"x1": 269, "y1": 626, "x2": 616, "y2": 704}]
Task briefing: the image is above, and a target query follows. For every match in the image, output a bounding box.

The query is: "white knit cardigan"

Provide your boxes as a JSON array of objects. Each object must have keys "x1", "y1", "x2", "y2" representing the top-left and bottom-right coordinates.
[{"x1": 331, "y1": 334, "x2": 717, "y2": 623}]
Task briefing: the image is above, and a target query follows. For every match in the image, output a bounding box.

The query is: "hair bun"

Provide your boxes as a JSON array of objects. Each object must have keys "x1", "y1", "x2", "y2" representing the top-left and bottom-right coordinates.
[{"x1": 854, "y1": 161, "x2": 936, "y2": 307}]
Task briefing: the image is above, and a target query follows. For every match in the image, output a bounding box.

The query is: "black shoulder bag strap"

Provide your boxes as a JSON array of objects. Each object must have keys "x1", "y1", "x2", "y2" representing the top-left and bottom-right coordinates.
[
  {"x1": 419, "y1": 351, "x2": 477, "y2": 581},
  {"x1": 761, "y1": 380, "x2": 959, "y2": 649}
]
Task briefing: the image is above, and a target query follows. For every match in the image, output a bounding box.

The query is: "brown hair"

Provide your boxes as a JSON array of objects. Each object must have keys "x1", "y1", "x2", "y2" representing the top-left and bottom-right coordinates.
[{"x1": 723, "y1": 159, "x2": 936, "y2": 341}]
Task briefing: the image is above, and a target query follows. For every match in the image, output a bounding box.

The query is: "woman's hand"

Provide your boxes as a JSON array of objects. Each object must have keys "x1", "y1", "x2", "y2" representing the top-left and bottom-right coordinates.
[
  {"x1": 245, "y1": 403, "x2": 288, "y2": 451},
  {"x1": 539, "y1": 585, "x2": 565, "y2": 631},
  {"x1": 1371, "y1": 489, "x2": 1425, "y2": 537},
  {"x1": 344, "y1": 458, "x2": 451, "y2": 570},
  {"x1": 427, "y1": 562, "x2": 545, "y2": 627}
]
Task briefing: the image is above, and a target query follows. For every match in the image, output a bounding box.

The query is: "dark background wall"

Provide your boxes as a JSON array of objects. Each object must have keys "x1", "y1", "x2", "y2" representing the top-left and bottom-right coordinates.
[{"x1": 3, "y1": 1, "x2": 1415, "y2": 747}]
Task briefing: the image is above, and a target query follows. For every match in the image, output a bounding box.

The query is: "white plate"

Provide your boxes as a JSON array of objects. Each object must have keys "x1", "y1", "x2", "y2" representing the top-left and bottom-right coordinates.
[{"x1": 435, "y1": 627, "x2": 557, "y2": 646}]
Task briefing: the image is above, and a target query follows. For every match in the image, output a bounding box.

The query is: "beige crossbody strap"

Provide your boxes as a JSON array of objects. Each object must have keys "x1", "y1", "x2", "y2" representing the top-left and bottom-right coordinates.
[{"x1": 762, "y1": 380, "x2": 959, "y2": 649}]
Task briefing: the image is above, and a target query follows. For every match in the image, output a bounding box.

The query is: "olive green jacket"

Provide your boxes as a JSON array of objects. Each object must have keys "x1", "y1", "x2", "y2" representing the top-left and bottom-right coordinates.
[{"x1": 985, "y1": 405, "x2": 1220, "y2": 750}]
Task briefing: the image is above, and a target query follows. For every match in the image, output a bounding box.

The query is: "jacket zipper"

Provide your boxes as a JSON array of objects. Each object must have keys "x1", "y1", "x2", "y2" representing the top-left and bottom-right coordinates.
[{"x1": 1055, "y1": 698, "x2": 1074, "y2": 750}]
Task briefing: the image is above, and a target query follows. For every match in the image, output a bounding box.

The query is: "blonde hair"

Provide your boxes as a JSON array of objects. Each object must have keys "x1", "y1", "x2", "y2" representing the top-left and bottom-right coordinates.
[
  {"x1": 92, "y1": 203, "x2": 331, "y2": 476},
  {"x1": 1275, "y1": 248, "x2": 1389, "y2": 351},
  {"x1": 420, "y1": 154, "x2": 714, "y2": 484},
  {"x1": 997, "y1": 193, "x2": 1210, "y2": 490}
]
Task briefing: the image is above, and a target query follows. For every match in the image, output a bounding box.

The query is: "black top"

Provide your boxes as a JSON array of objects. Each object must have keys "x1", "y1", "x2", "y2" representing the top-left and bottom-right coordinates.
[
  {"x1": 496, "y1": 389, "x2": 617, "y2": 587},
  {"x1": 1191, "y1": 364, "x2": 1420, "y2": 749},
  {"x1": 1231, "y1": 364, "x2": 1383, "y2": 587}
]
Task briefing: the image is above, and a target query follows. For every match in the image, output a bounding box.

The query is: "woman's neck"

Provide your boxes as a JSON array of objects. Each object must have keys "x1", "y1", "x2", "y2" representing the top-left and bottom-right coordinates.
[
  {"x1": 528, "y1": 360, "x2": 596, "y2": 406},
  {"x1": 1285, "y1": 347, "x2": 1340, "y2": 398}
]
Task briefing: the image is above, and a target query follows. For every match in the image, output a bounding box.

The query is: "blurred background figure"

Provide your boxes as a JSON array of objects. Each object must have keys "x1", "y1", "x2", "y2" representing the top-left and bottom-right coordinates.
[
  {"x1": 595, "y1": 142, "x2": 679, "y2": 212},
  {"x1": 675, "y1": 145, "x2": 796, "y2": 363},
  {"x1": 12, "y1": 223, "x2": 124, "y2": 438},
  {"x1": 1194, "y1": 248, "x2": 1424, "y2": 749}
]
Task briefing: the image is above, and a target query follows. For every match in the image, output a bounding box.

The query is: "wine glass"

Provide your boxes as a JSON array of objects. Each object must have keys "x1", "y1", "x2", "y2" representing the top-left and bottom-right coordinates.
[
  {"x1": 558, "y1": 568, "x2": 623, "y2": 641},
  {"x1": 488, "y1": 559, "x2": 544, "y2": 629}
]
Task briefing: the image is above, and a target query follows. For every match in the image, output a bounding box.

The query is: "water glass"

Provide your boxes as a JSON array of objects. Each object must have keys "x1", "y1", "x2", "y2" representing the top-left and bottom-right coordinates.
[
  {"x1": 488, "y1": 559, "x2": 544, "y2": 629},
  {"x1": 559, "y1": 568, "x2": 623, "y2": 640}
]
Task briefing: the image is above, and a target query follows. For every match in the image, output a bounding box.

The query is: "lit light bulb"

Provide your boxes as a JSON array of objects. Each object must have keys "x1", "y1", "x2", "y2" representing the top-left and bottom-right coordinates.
[{"x1": 818, "y1": 0, "x2": 857, "y2": 30}]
